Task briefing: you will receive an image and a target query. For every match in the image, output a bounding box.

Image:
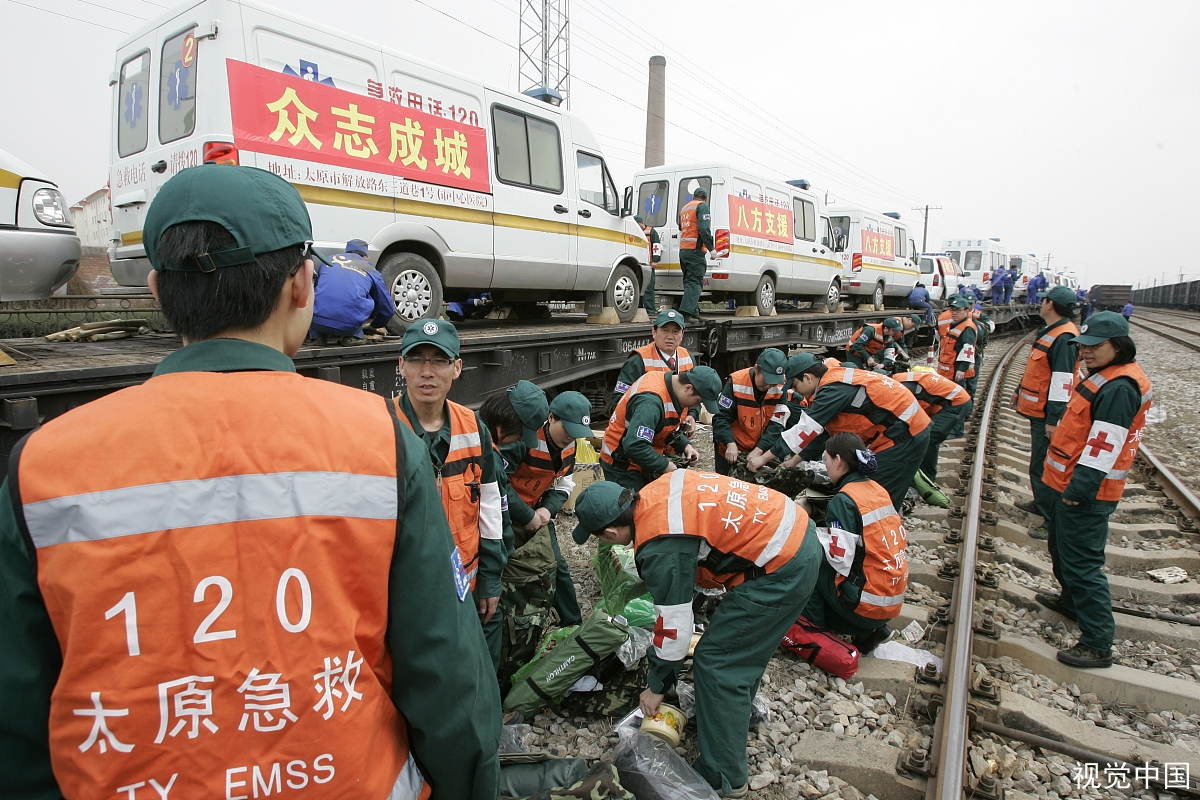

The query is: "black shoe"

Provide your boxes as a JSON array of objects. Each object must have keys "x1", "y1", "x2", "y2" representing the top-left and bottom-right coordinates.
[
  {"x1": 1057, "y1": 644, "x2": 1112, "y2": 668},
  {"x1": 854, "y1": 625, "x2": 895, "y2": 655},
  {"x1": 1035, "y1": 592, "x2": 1077, "y2": 621},
  {"x1": 683, "y1": 314, "x2": 702, "y2": 325},
  {"x1": 1028, "y1": 525, "x2": 1049, "y2": 541},
  {"x1": 1014, "y1": 500, "x2": 1039, "y2": 515}
]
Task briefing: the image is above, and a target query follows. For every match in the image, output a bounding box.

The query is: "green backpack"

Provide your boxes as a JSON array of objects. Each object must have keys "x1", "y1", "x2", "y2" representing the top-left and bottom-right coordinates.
[{"x1": 499, "y1": 524, "x2": 560, "y2": 693}]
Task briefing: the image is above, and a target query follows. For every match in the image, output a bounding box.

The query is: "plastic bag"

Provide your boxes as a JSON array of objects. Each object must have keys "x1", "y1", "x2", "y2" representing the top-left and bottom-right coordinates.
[
  {"x1": 593, "y1": 543, "x2": 649, "y2": 615},
  {"x1": 616, "y1": 625, "x2": 653, "y2": 668},
  {"x1": 499, "y1": 723, "x2": 534, "y2": 754},
  {"x1": 613, "y1": 726, "x2": 718, "y2": 800},
  {"x1": 750, "y1": 691, "x2": 771, "y2": 726},
  {"x1": 596, "y1": 596, "x2": 655, "y2": 629},
  {"x1": 675, "y1": 681, "x2": 696, "y2": 720}
]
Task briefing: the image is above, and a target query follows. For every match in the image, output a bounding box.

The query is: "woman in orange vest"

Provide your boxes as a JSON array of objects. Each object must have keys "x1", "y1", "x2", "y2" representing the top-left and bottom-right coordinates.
[
  {"x1": 801, "y1": 433, "x2": 908, "y2": 654},
  {"x1": 712, "y1": 348, "x2": 788, "y2": 475},
  {"x1": 1040, "y1": 312, "x2": 1153, "y2": 669},
  {"x1": 572, "y1": 473, "x2": 822, "y2": 797}
]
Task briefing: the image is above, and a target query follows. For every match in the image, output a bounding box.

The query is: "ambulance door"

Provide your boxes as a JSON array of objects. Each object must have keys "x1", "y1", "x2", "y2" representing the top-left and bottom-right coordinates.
[
  {"x1": 573, "y1": 149, "x2": 626, "y2": 290},
  {"x1": 149, "y1": 23, "x2": 206, "y2": 211},
  {"x1": 110, "y1": 36, "x2": 157, "y2": 270},
  {"x1": 636, "y1": 176, "x2": 671, "y2": 288},
  {"x1": 487, "y1": 97, "x2": 572, "y2": 289}
]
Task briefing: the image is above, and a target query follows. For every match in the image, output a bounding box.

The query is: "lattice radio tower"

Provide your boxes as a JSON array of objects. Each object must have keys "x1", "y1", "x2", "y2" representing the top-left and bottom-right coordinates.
[{"x1": 519, "y1": 0, "x2": 570, "y2": 107}]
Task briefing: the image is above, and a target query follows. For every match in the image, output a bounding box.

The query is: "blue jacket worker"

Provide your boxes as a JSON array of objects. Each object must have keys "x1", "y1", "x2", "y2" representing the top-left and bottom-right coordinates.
[
  {"x1": 1001, "y1": 267, "x2": 1015, "y2": 305},
  {"x1": 1122, "y1": 302, "x2": 1133, "y2": 320},
  {"x1": 310, "y1": 239, "x2": 395, "y2": 342},
  {"x1": 908, "y1": 282, "x2": 933, "y2": 324}
]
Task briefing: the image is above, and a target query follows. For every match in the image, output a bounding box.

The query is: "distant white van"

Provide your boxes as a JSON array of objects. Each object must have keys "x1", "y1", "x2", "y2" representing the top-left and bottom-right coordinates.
[
  {"x1": 942, "y1": 238, "x2": 1007, "y2": 295},
  {"x1": 630, "y1": 163, "x2": 842, "y2": 314},
  {"x1": 826, "y1": 206, "x2": 920, "y2": 310},
  {"x1": 108, "y1": 0, "x2": 649, "y2": 324},
  {"x1": 1008, "y1": 253, "x2": 1041, "y2": 300}
]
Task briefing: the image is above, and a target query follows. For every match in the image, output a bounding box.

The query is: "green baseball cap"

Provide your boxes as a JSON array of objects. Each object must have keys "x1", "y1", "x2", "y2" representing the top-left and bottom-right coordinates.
[
  {"x1": 655, "y1": 309, "x2": 685, "y2": 329},
  {"x1": 144, "y1": 164, "x2": 327, "y2": 272},
  {"x1": 785, "y1": 352, "x2": 818, "y2": 383},
  {"x1": 571, "y1": 481, "x2": 633, "y2": 544},
  {"x1": 401, "y1": 319, "x2": 460, "y2": 358},
  {"x1": 908, "y1": 313, "x2": 924, "y2": 327},
  {"x1": 1073, "y1": 311, "x2": 1129, "y2": 346},
  {"x1": 549, "y1": 391, "x2": 594, "y2": 440},
  {"x1": 882, "y1": 317, "x2": 902, "y2": 331},
  {"x1": 949, "y1": 295, "x2": 973, "y2": 309},
  {"x1": 508, "y1": 380, "x2": 550, "y2": 435},
  {"x1": 678, "y1": 365, "x2": 722, "y2": 413},
  {"x1": 634, "y1": 215, "x2": 645, "y2": 224},
  {"x1": 757, "y1": 348, "x2": 787, "y2": 384},
  {"x1": 1037, "y1": 285, "x2": 1079, "y2": 307}
]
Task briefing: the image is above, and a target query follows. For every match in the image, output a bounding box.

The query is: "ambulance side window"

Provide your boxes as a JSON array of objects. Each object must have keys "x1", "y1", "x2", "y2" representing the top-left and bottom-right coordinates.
[
  {"x1": 675, "y1": 176, "x2": 712, "y2": 223},
  {"x1": 895, "y1": 227, "x2": 906, "y2": 258},
  {"x1": 577, "y1": 152, "x2": 618, "y2": 215},
  {"x1": 792, "y1": 198, "x2": 816, "y2": 242},
  {"x1": 118, "y1": 51, "x2": 151, "y2": 157},
  {"x1": 492, "y1": 106, "x2": 564, "y2": 193},
  {"x1": 159, "y1": 28, "x2": 198, "y2": 145},
  {"x1": 638, "y1": 181, "x2": 669, "y2": 227}
]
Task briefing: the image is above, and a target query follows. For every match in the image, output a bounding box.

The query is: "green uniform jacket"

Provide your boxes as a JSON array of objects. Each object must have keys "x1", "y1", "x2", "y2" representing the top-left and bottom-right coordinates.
[
  {"x1": 499, "y1": 423, "x2": 575, "y2": 527},
  {"x1": 611, "y1": 350, "x2": 699, "y2": 419},
  {"x1": 0, "y1": 339, "x2": 500, "y2": 800},
  {"x1": 768, "y1": 380, "x2": 867, "y2": 460},
  {"x1": 713, "y1": 369, "x2": 777, "y2": 451},
  {"x1": 612, "y1": 382, "x2": 691, "y2": 477},
  {"x1": 647, "y1": 227, "x2": 662, "y2": 263},
  {"x1": 1060, "y1": 374, "x2": 1141, "y2": 503},
  {"x1": 847, "y1": 325, "x2": 887, "y2": 364},
  {"x1": 692, "y1": 201, "x2": 715, "y2": 252},
  {"x1": 955, "y1": 323, "x2": 979, "y2": 376},
  {"x1": 1034, "y1": 317, "x2": 1079, "y2": 427},
  {"x1": 632, "y1": 537, "x2": 705, "y2": 694},
  {"x1": 823, "y1": 472, "x2": 871, "y2": 610},
  {"x1": 488, "y1": 445, "x2": 517, "y2": 592},
  {"x1": 400, "y1": 393, "x2": 506, "y2": 601}
]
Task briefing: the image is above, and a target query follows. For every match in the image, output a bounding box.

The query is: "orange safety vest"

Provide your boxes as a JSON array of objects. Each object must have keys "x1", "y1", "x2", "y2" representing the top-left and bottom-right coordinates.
[
  {"x1": 728, "y1": 367, "x2": 786, "y2": 450},
  {"x1": 15, "y1": 371, "x2": 425, "y2": 800},
  {"x1": 1043, "y1": 362, "x2": 1153, "y2": 501},
  {"x1": 679, "y1": 199, "x2": 706, "y2": 251},
  {"x1": 635, "y1": 470, "x2": 809, "y2": 590},
  {"x1": 635, "y1": 342, "x2": 693, "y2": 373},
  {"x1": 894, "y1": 370, "x2": 969, "y2": 417},
  {"x1": 397, "y1": 398, "x2": 484, "y2": 590},
  {"x1": 937, "y1": 316, "x2": 978, "y2": 381},
  {"x1": 836, "y1": 480, "x2": 908, "y2": 620},
  {"x1": 511, "y1": 423, "x2": 576, "y2": 506},
  {"x1": 1016, "y1": 319, "x2": 1080, "y2": 418},
  {"x1": 813, "y1": 367, "x2": 930, "y2": 453},
  {"x1": 845, "y1": 325, "x2": 888, "y2": 358},
  {"x1": 936, "y1": 309, "x2": 952, "y2": 341},
  {"x1": 601, "y1": 371, "x2": 681, "y2": 472}
]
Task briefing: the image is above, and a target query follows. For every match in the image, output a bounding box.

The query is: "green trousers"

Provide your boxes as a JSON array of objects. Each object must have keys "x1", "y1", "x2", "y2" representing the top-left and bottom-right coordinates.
[
  {"x1": 950, "y1": 377, "x2": 976, "y2": 438},
  {"x1": 548, "y1": 523, "x2": 582, "y2": 626},
  {"x1": 1046, "y1": 490, "x2": 1118, "y2": 651},
  {"x1": 642, "y1": 264, "x2": 657, "y2": 313},
  {"x1": 480, "y1": 598, "x2": 504, "y2": 673},
  {"x1": 874, "y1": 429, "x2": 930, "y2": 510},
  {"x1": 679, "y1": 249, "x2": 707, "y2": 317},
  {"x1": 601, "y1": 461, "x2": 650, "y2": 491},
  {"x1": 692, "y1": 525, "x2": 822, "y2": 792},
  {"x1": 801, "y1": 560, "x2": 883, "y2": 639},
  {"x1": 920, "y1": 405, "x2": 966, "y2": 481},
  {"x1": 1026, "y1": 417, "x2": 1051, "y2": 520}
]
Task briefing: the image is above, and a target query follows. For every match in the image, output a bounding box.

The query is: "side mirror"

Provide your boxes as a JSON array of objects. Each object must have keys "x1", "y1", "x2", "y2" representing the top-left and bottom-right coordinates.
[{"x1": 621, "y1": 186, "x2": 633, "y2": 217}]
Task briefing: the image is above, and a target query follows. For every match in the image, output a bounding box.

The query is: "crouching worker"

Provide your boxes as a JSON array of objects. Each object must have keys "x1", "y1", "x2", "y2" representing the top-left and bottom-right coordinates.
[
  {"x1": 309, "y1": 238, "x2": 395, "y2": 343},
  {"x1": 801, "y1": 433, "x2": 909, "y2": 655},
  {"x1": 572, "y1": 473, "x2": 823, "y2": 797}
]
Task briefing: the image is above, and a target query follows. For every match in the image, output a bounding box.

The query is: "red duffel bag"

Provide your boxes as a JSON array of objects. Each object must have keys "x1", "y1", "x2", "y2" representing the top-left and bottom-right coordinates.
[{"x1": 780, "y1": 616, "x2": 860, "y2": 679}]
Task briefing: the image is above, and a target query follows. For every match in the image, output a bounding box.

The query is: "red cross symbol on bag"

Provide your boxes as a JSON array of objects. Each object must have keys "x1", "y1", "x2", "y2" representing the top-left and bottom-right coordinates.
[{"x1": 653, "y1": 617, "x2": 678, "y2": 648}]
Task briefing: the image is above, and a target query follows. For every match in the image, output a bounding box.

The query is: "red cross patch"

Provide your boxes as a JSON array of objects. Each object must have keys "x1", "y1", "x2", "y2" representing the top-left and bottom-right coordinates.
[
  {"x1": 828, "y1": 534, "x2": 846, "y2": 558},
  {"x1": 653, "y1": 617, "x2": 678, "y2": 649},
  {"x1": 1084, "y1": 431, "x2": 1115, "y2": 459}
]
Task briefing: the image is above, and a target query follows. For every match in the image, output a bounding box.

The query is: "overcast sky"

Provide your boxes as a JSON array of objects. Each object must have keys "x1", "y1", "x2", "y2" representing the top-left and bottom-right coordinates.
[{"x1": 3, "y1": 0, "x2": 1197, "y2": 286}]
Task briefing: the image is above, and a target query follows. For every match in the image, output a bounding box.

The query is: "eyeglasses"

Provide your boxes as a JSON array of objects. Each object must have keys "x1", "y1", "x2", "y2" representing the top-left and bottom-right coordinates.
[{"x1": 403, "y1": 355, "x2": 455, "y2": 368}]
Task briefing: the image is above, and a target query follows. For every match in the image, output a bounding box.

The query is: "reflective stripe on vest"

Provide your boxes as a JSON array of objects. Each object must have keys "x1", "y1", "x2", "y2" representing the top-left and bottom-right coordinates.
[
  {"x1": 17, "y1": 371, "x2": 425, "y2": 800},
  {"x1": 846, "y1": 325, "x2": 887, "y2": 358},
  {"x1": 729, "y1": 367, "x2": 786, "y2": 450},
  {"x1": 601, "y1": 371, "x2": 681, "y2": 472},
  {"x1": 894, "y1": 371, "x2": 968, "y2": 418},
  {"x1": 1016, "y1": 320, "x2": 1080, "y2": 418},
  {"x1": 937, "y1": 316, "x2": 977, "y2": 380},
  {"x1": 837, "y1": 480, "x2": 908, "y2": 620},
  {"x1": 814, "y1": 368, "x2": 931, "y2": 453},
  {"x1": 638, "y1": 469, "x2": 808, "y2": 590},
  {"x1": 635, "y1": 342, "x2": 693, "y2": 373},
  {"x1": 1043, "y1": 363, "x2": 1153, "y2": 501},
  {"x1": 679, "y1": 199, "x2": 704, "y2": 250},
  {"x1": 398, "y1": 399, "x2": 484, "y2": 589},
  {"x1": 511, "y1": 423, "x2": 576, "y2": 506}
]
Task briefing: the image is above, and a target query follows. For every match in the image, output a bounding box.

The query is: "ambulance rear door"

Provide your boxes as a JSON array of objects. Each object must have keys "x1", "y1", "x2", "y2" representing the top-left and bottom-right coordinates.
[{"x1": 635, "y1": 171, "x2": 672, "y2": 288}]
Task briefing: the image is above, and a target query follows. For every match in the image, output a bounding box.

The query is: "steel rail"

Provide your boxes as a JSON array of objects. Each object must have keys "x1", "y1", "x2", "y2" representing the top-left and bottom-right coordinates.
[
  {"x1": 1128, "y1": 318, "x2": 1200, "y2": 354},
  {"x1": 928, "y1": 334, "x2": 1031, "y2": 800},
  {"x1": 1140, "y1": 444, "x2": 1200, "y2": 524}
]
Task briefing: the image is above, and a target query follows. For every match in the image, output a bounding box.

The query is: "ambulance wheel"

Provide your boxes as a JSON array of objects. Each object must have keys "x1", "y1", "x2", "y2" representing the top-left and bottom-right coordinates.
[
  {"x1": 606, "y1": 263, "x2": 639, "y2": 323},
  {"x1": 822, "y1": 280, "x2": 841, "y2": 313},
  {"x1": 755, "y1": 274, "x2": 776, "y2": 316},
  {"x1": 872, "y1": 282, "x2": 885, "y2": 311},
  {"x1": 381, "y1": 252, "x2": 443, "y2": 330}
]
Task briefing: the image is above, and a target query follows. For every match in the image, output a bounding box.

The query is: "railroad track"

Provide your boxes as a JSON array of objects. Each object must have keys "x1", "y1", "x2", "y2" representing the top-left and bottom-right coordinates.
[{"x1": 1128, "y1": 316, "x2": 1200, "y2": 354}]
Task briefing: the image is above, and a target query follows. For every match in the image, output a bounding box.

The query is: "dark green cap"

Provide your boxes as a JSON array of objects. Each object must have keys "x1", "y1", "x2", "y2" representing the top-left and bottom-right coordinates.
[
  {"x1": 757, "y1": 348, "x2": 787, "y2": 384},
  {"x1": 634, "y1": 215, "x2": 645, "y2": 224},
  {"x1": 401, "y1": 319, "x2": 460, "y2": 358},
  {"x1": 1073, "y1": 311, "x2": 1129, "y2": 346},
  {"x1": 655, "y1": 309, "x2": 685, "y2": 329},
  {"x1": 144, "y1": 164, "x2": 322, "y2": 272},
  {"x1": 949, "y1": 295, "x2": 973, "y2": 309},
  {"x1": 1037, "y1": 285, "x2": 1078, "y2": 307},
  {"x1": 572, "y1": 481, "x2": 633, "y2": 544},
  {"x1": 549, "y1": 391, "x2": 594, "y2": 440},
  {"x1": 883, "y1": 317, "x2": 902, "y2": 331},
  {"x1": 908, "y1": 313, "x2": 924, "y2": 327},
  {"x1": 679, "y1": 365, "x2": 722, "y2": 413},
  {"x1": 508, "y1": 380, "x2": 550, "y2": 436},
  {"x1": 785, "y1": 352, "x2": 818, "y2": 383}
]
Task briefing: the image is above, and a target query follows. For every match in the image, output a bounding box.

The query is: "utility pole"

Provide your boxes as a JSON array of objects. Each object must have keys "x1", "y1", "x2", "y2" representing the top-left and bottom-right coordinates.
[
  {"x1": 911, "y1": 205, "x2": 942, "y2": 254},
  {"x1": 519, "y1": 0, "x2": 570, "y2": 107},
  {"x1": 1043, "y1": 252, "x2": 1052, "y2": 273}
]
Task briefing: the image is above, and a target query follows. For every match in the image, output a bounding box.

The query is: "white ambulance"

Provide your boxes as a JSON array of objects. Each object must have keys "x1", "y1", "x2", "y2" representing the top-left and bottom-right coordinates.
[
  {"x1": 825, "y1": 206, "x2": 920, "y2": 310},
  {"x1": 942, "y1": 238, "x2": 1007, "y2": 295},
  {"x1": 1008, "y1": 253, "x2": 1041, "y2": 300},
  {"x1": 107, "y1": 0, "x2": 649, "y2": 325},
  {"x1": 631, "y1": 162, "x2": 843, "y2": 314}
]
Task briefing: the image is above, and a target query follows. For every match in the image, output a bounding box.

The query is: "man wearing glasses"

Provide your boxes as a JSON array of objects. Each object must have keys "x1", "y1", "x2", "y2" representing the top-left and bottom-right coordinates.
[{"x1": 395, "y1": 320, "x2": 508, "y2": 646}]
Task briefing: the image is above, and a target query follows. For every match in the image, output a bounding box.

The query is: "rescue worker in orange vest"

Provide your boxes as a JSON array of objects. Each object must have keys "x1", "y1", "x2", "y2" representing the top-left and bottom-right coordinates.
[
  {"x1": 895, "y1": 369, "x2": 970, "y2": 483},
  {"x1": 502, "y1": 390, "x2": 594, "y2": 626},
  {"x1": 572, "y1": 474, "x2": 823, "y2": 796},
  {"x1": 601, "y1": 367, "x2": 723, "y2": 490},
  {"x1": 878, "y1": 314, "x2": 922, "y2": 373},
  {"x1": 610, "y1": 310, "x2": 696, "y2": 434},
  {"x1": 937, "y1": 293, "x2": 979, "y2": 423},
  {"x1": 1010, "y1": 285, "x2": 1080, "y2": 541},
  {"x1": 678, "y1": 186, "x2": 714, "y2": 324},
  {"x1": 635, "y1": 215, "x2": 662, "y2": 314},
  {"x1": 1040, "y1": 312, "x2": 1153, "y2": 669},
  {"x1": 0, "y1": 166, "x2": 499, "y2": 798},
  {"x1": 749, "y1": 355, "x2": 931, "y2": 511},
  {"x1": 713, "y1": 348, "x2": 788, "y2": 475},
  {"x1": 844, "y1": 319, "x2": 896, "y2": 370},
  {"x1": 800, "y1": 433, "x2": 908, "y2": 654},
  {"x1": 396, "y1": 320, "x2": 509, "y2": 647}
]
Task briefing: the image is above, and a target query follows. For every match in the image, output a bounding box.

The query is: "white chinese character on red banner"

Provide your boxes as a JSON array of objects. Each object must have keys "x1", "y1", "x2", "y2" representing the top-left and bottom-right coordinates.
[
  {"x1": 74, "y1": 692, "x2": 134, "y2": 754},
  {"x1": 237, "y1": 668, "x2": 300, "y2": 732},
  {"x1": 155, "y1": 676, "x2": 218, "y2": 743}
]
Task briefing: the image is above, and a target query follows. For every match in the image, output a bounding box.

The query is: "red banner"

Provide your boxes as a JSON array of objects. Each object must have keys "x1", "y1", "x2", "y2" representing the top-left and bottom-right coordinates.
[
  {"x1": 728, "y1": 196, "x2": 792, "y2": 244},
  {"x1": 227, "y1": 59, "x2": 491, "y2": 194},
  {"x1": 861, "y1": 229, "x2": 894, "y2": 261}
]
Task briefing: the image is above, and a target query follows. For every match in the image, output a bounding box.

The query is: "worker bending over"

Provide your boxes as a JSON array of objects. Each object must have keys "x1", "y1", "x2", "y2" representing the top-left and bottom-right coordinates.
[
  {"x1": 309, "y1": 238, "x2": 394, "y2": 344},
  {"x1": 713, "y1": 348, "x2": 788, "y2": 475}
]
